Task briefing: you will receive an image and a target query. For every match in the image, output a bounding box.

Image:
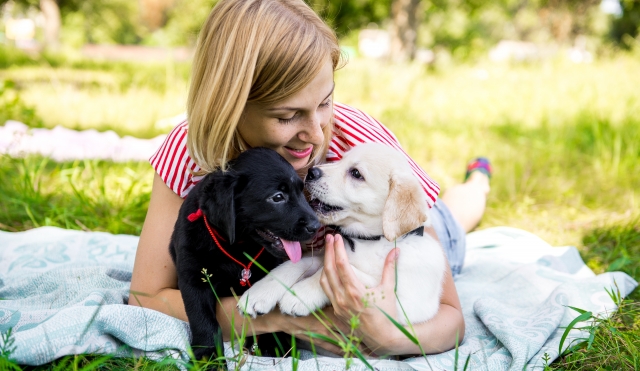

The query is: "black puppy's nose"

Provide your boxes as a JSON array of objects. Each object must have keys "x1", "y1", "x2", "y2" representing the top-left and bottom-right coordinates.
[
  {"x1": 306, "y1": 167, "x2": 323, "y2": 182},
  {"x1": 299, "y1": 217, "x2": 321, "y2": 234}
]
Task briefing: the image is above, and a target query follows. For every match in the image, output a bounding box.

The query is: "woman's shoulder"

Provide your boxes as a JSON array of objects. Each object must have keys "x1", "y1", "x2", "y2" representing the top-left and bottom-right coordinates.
[
  {"x1": 333, "y1": 102, "x2": 382, "y2": 127},
  {"x1": 149, "y1": 119, "x2": 201, "y2": 198},
  {"x1": 329, "y1": 102, "x2": 402, "y2": 155}
]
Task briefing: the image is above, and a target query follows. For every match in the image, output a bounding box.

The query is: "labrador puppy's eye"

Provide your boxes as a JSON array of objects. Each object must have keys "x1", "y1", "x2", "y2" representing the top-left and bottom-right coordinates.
[
  {"x1": 270, "y1": 192, "x2": 286, "y2": 203},
  {"x1": 349, "y1": 168, "x2": 364, "y2": 180}
]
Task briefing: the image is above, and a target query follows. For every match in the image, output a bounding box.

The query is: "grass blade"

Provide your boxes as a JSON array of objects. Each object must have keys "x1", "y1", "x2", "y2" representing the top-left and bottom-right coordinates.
[
  {"x1": 558, "y1": 310, "x2": 593, "y2": 355},
  {"x1": 376, "y1": 306, "x2": 418, "y2": 345}
]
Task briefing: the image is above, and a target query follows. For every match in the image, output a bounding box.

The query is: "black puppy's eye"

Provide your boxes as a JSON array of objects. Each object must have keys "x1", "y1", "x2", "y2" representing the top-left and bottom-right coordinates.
[
  {"x1": 270, "y1": 192, "x2": 286, "y2": 203},
  {"x1": 349, "y1": 168, "x2": 364, "y2": 180}
]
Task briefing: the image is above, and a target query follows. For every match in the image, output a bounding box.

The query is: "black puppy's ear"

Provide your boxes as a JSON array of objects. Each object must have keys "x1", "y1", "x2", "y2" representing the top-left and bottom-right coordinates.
[{"x1": 199, "y1": 171, "x2": 238, "y2": 245}]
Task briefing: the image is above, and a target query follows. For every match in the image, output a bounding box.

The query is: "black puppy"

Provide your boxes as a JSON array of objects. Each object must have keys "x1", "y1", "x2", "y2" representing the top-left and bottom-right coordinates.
[{"x1": 169, "y1": 147, "x2": 320, "y2": 360}]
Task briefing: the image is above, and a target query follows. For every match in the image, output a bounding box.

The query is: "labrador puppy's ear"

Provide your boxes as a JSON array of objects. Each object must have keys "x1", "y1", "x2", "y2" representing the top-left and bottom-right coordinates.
[
  {"x1": 199, "y1": 171, "x2": 238, "y2": 244},
  {"x1": 382, "y1": 171, "x2": 428, "y2": 241}
]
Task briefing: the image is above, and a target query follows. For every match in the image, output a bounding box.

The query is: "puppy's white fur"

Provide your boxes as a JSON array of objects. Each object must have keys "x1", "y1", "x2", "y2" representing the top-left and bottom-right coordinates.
[{"x1": 238, "y1": 143, "x2": 445, "y2": 325}]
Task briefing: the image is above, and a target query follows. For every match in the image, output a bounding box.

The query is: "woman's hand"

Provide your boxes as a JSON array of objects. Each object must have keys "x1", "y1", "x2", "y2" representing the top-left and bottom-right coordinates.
[
  {"x1": 320, "y1": 233, "x2": 466, "y2": 356},
  {"x1": 242, "y1": 230, "x2": 464, "y2": 357},
  {"x1": 320, "y1": 234, "x2": 403, "y2": 355}
]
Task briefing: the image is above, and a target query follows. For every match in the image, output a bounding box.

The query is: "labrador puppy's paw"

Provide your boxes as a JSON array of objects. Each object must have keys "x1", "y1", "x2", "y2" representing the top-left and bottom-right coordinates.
[
  {"x1": 278, "y1": 282, "x2": 329, "y2": 317},
  {"x1": 237, "y1": 283, "x2": 287, "y2": 318},
  {"x1": 278, "y1": 292, "x2": 311, "y2": 317}
]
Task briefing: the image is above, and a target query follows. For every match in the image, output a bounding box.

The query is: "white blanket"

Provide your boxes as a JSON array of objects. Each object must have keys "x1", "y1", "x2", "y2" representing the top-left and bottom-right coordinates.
[
  {"x1": 0, "y1": 226, "x2": 636, "y2": 370},
  {"x1": 0, "y1": 121, "x2": 166, "y2": 162}
]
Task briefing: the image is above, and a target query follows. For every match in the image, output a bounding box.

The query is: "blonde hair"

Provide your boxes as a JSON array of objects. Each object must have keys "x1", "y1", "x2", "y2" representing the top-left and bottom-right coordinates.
[{"x1": 187, "y1": 0, "x2": 342, "y2": 173}]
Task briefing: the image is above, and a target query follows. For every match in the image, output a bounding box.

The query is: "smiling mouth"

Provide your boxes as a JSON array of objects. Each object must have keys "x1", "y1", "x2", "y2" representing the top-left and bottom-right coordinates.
[
  {"x1": 285, "y1": 146, "x2": 313, "y2": 159},
  {"x1": 309, "y1": 198, "x2": 343, "y2": 214}
]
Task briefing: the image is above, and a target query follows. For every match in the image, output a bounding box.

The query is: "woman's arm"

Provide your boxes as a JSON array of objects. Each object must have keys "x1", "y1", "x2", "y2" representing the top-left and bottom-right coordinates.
[
  {"x1": 320, "y1": 231, "x2": 465, "y2": 356},
  {"x1": 128, "y1": 173, "x2": 187, "y2": 320},
  {"x1": 128, "y1": 173, "x2": 342, "y2": 348}
]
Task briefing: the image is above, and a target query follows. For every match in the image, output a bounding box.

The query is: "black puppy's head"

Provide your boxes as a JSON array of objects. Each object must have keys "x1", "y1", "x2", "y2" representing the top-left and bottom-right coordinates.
[{"x1": 198, "y1": 148, "x2": 320, "y2": 263}]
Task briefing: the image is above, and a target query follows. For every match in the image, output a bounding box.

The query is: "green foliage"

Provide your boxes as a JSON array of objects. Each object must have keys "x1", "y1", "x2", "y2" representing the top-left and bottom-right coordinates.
[
  {"x1": 0, "y1": 328, "x2": 20, "y2": 371},
  {"x1": 420, "y1": 0, "x2": 607, "y2": 60},
  {"x1": 551, "y1": 292, "x2": 639, "y2": 369},
  {"x1": 60, "y1": 0, "x2": 150, "y2": 46},
  {"x1": 24, "y1": 353, "x2": 182, "y2": 370},
  {"x1": 306, "y1": 0, "x2": 391, "y2": 37},
  {"x1": 581, "y1": 222, "x2": 640, "y2": 294},
  {"x1": 0, "y1": 156, "x2": 152, "y2": 235},
  {"x1": 611, "y1": 0, "x2": 640, "y2": 49},
  {"x1": 0, "y1": 45, "x2": 39, "y2": 69},
  {"x1": 1, "y1": 0, "x2": 151, "y2": 46},
  {"x1": 548, "y1": 222, "x2": 640, "y2": 369},
  {"x1": 0, "y1": 53, "x2": 190, "y2": 137},
  {"x1": 0, "y1": 80, "x2": 42, "y2": 127},
  {"x1": 144, "y1": 0, "x2": 217, "y2": 47}
]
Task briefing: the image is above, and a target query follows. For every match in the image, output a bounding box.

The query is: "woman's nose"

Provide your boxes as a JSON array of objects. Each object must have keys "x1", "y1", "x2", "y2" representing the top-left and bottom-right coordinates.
[{"x1": 299, "y1": 113, "x2": 326, "y2": 144}]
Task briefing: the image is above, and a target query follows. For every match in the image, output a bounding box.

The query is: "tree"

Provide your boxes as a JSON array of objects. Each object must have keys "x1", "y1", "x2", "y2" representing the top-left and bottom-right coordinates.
[
  {"x1": 389, "y1": 0, "x2": 422, "y2": 62},
  {"x1": 39, "y1": 0, "x2": 60, "y2": 50},
  {"x1": 611, "y1": 0, "x2": 640, "y2": 48}
]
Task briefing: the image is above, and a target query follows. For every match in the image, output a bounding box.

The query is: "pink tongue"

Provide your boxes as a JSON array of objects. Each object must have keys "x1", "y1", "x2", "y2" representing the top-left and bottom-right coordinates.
[{"x1": 281, "y1": 239, "x2": 302, "y2": 263}]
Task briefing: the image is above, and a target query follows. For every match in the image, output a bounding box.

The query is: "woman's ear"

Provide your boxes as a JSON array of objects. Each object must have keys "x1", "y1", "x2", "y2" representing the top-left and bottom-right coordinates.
[
  {"x1": 200, "y1": 171, "x2": 238, "y2": 244},
  {"x1": 382, "y1": 171, "x2": 428, "y2": 241}
]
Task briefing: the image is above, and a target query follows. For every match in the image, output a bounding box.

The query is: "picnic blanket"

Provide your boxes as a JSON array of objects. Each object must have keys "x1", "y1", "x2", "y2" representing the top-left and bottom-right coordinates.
[
  {"x1": 0, "y1": 120, "x2": 166, "y2": 162},
  {"x1": 0, "y1": 226, "x2": 636, "y2": 370}
]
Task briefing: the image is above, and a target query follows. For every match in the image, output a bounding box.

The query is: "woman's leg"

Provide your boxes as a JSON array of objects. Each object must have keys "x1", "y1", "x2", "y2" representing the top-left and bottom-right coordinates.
[{"x1": 440, "y1": 171, "x2": 490, "y2": 233}]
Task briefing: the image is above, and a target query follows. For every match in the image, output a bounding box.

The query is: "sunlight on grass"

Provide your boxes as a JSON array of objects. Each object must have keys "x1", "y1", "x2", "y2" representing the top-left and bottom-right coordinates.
[
  {"x1": 2, "y1": 54, "x2": 638, "y2": 246},
  {"x1": 1, "y1": 64, "x2": 189, "y2": 138},
  {"x1": 0, "y1": 156, "x2": 152, "y2": 235},
  {"x1": 334, "y1": 56, "x2": 640, "y2": 247}
]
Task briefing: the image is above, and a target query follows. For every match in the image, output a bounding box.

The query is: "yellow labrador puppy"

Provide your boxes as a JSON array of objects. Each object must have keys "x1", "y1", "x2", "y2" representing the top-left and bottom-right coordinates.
[{"x1": 238, "y1": 143, "x2": 445, "y2": 325}]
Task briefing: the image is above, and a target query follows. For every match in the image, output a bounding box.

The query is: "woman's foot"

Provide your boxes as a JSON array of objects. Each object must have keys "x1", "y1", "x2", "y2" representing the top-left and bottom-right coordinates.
[
  {"x1": 464, "y1": 157, "x2": 491, "y2": 197},
  {"x1": 441, "y1": 157, "x2": 492, "y2": 233},
  {"x1": 464, "y1": 157, "x2": 492, "y2": 181}
]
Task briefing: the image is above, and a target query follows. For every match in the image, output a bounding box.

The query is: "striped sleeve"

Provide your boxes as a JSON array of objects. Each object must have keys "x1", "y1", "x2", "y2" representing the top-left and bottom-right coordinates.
[
  {"x1": 149, "y1": 120, "x2": 203, "y2": 199},
  {"x1": 330, "y1": 102, "x2": 440, "y2": 207}
]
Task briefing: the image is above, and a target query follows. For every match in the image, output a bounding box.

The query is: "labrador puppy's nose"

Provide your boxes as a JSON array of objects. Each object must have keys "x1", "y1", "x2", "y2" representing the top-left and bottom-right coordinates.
[{"x1": 306, "y1": 167, "x2": 323, "y2": 182}]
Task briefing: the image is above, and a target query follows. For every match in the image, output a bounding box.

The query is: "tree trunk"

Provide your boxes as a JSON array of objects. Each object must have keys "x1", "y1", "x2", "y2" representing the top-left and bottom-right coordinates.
[
  {"x1": 40, "y1": 0, "x2": 61, "y2": 50},
  {"x1": 389, "y1": 0, "x2": 421, "y2": 62}
]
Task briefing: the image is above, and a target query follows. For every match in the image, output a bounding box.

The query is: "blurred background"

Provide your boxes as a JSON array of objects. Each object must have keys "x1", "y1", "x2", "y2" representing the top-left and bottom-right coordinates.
[{"x1": 0, "y1": 0, "x2": 638, "y2": 271}]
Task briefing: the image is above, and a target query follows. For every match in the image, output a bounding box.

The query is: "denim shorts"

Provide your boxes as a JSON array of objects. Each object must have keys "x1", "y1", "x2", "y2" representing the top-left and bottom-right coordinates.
[{"x1": 430, "y1": 198, "x2": 466, "y2": 276}]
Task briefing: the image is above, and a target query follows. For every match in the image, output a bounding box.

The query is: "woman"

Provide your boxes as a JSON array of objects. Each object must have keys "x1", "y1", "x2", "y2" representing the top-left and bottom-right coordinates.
[{"x1": 128, "y1": 0, "x2": 491, "y2": 357}]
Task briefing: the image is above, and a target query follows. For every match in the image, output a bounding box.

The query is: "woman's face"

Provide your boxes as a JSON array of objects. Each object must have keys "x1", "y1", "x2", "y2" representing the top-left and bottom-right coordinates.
[{"x1": 238, "y1": 57, "x2": 334, "y2": 172}]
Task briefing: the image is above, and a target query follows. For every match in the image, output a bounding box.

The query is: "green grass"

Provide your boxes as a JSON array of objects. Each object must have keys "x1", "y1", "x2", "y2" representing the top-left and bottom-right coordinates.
[
  {"x1": 0, "y1": 156, "x2": 151, "y2": 235},
  {"x1": 0, "y1": 51, "x2": 639, "y2": 370},
  {"x1": 549, "y1": 223, "x2": 640, "y2": 370}
]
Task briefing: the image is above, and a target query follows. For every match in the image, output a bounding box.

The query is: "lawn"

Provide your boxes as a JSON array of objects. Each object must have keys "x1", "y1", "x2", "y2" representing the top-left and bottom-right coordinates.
[{"x1": 0, "y1": 49, "x2": 638, "y2": 369}]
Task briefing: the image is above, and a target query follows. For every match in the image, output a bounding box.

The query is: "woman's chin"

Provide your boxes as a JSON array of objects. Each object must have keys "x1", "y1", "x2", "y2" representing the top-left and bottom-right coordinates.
[
  {"x1": 291, "y1": 157, "x2": 311, "y2": 171},
  {"x1": 277, "y1": 149, "x2": 312, "y2": 171}
]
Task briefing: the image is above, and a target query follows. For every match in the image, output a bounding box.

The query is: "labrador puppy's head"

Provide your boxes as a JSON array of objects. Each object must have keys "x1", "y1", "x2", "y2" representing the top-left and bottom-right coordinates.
[
  {"x1": 198, "y1": 147, "x2": 320, "y2": 263},
  {"x1": 305, "y1": 143, "x2": 428, "y2": 241}
]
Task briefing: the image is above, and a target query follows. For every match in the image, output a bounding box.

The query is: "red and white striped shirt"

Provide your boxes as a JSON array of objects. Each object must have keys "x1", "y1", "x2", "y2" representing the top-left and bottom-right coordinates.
[{"x1": 150, "y1": 102, "x2": 440, "y2": 205}]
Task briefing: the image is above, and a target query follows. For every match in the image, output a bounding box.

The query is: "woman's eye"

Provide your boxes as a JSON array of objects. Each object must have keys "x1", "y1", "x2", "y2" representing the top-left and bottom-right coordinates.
[
  {"x1": 271, "y1": 193, "x2": 286, "y2": 202},
  {"x1": 278, "y1": 116, "x2": 295, "y2": 124},
  {"x1": 320, "y1": 99, "x2": 331, "y2": 108},
  {"x1": 350, "y1": 168, "x2": 364, "y2": 180},
  {"x1": 278, "y1": 112, "x2": 298, "y2": 124}
]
